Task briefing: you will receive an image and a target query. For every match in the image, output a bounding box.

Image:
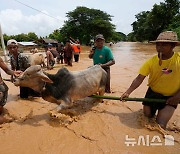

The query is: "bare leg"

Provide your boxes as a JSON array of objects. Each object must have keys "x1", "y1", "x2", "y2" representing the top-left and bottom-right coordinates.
[
  {"x1": 143, "y1": 105, "x2": 154, "y2": 118},
  {"x1": 156, "y1": 105, "x2": 175, "y2": 129}
]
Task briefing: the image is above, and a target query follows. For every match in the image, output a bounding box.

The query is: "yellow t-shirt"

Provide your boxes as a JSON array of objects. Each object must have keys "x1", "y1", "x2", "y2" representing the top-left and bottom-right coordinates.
[{"x1": 139, "y1": 52, "x2": 180, "y2": 96}]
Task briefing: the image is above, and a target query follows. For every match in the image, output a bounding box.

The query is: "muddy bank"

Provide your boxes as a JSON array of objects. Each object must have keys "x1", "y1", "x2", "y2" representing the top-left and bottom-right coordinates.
[{"x1": 0, "y1": 42, "x2": 179, "y2": 154}]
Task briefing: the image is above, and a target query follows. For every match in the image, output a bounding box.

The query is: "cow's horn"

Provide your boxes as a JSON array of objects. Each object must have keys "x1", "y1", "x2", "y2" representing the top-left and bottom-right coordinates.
[{"x1": 39, "y1": 72, "x2": 53, "y2": 83}]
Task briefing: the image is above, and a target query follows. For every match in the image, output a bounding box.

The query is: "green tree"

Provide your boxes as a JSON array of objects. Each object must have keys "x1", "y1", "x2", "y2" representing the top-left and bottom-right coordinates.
[
  {"x1": 2, "y1": 34, "x2": 11, "y2": 46},
  {"x1": 3, "y1": 32, "x2": 39, "y2": 43},
  {"x1": 166, "y1": 13, "x2": 180, "y2": 39},
  {"x1": 111, "y1": 32, "x2": 127, "y2": 42},
  {"x1": 131, "y1": 0, "x2": 180, "y2": 41},
  {"x1": 14, "y1": 33, "x2": 28, "y2": 42},
  {"x1": 127, "y1": 32, "x2": 136, "y2": 42},
  {"x1": 27, "y1": 32, "x2": 38, "y2": 41},
  {"x1": 49, "y1": 29, "x2": 63, "y2": 42},
  {"x1": 60, "y1": 6, "x2": 115, "y2": 44},
  {"x1": 131, "y1": 11, "x2": 150, "y2": 41}
]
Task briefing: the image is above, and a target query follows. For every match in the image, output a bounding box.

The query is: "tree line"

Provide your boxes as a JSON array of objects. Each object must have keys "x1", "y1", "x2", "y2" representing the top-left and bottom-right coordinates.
[
  {"x1": 1, "y1": 0, "x2": 179, "y2": 46},
  {"x1": 128, "y1": 0, "x2": 180, "y2": 42}
]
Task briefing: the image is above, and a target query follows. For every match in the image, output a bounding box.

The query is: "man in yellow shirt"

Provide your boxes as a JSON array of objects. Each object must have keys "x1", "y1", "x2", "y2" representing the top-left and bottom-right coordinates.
[{"x1": 121, "y1": 31, "x2": 180, "y2": 129}]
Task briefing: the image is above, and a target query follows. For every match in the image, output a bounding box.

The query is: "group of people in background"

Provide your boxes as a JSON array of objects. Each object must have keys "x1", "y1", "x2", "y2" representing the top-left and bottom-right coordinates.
[{"x1": 45, "y1": 39, "x2": 81, "y2": 69}]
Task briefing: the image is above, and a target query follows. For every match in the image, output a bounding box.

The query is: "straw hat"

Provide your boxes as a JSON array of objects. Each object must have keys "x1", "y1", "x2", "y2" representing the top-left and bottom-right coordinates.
[{"x1": 150, "y1": 31, "x2": 179, "y2": 44}]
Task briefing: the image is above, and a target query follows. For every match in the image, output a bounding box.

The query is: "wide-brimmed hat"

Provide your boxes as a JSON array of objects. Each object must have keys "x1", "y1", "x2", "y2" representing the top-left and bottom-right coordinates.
[
  {"x1": 7, "y1": 39, "x2": 18, "y2": 46},
  {"x1": 95, "y1": 34, "x2": 105, "y2": 41},
  {"x1": 150, "y1": 31, "x2": 179, "y2": 44}
]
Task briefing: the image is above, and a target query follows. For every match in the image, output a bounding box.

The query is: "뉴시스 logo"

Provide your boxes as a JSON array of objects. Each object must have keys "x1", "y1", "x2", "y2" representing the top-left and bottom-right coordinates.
[{"x1": 125, "y1": 135, "x2": 174, "y2": 146}]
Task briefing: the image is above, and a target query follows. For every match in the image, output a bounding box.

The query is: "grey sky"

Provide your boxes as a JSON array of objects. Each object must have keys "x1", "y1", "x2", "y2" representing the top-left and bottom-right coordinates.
[{"x1": 0, "y1": 0, "x2": 164, "y2": 37}]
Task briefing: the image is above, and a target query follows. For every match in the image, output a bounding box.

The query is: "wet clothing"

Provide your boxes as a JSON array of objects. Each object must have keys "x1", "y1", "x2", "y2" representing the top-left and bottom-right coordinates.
[
  {"x1": 9, "y1": 53, "x2": 30, "y2": 71},
  {"x1": 0, "y1": 82, "x2": 8, "y2": 106},
  {"x1": 143, "y1": 87, "x2": 178, "y2": 116},
  {"x1": 72, "y1": 44, "x2": 80, "y2": 53},
  {"x1": 103, "y1": 67, "x2": 110, "y2": 93},
  {"x1": 20, "y1": 87, "x2": 40, "y2": 98},
  {"x1": 72, "y1": 45, "x2": 81, "y2": 62},
  {"x1": 57, "y1": 45, "x2": 64, "y2": 64},
  {"x1": 64, "y1": 45, "x2": 73, "y2": 66},
  {"x1": 74, "y1": 54, "x2": 79, "y2": 62},
  {"x1": 139, "y1": 52, "x2": 180, "y2": 96},
  {"x1": 92, "y1": 46, "x2": 114, "y2": 65},
  {"x1": 140, "y1": 52, "x2": 179, "y2": 115},
  {"x1": 92, "y1": 46, "x2": 114, "y2": 93},
  {"x1": 9, "y1": 52, "x2": 39, "y2": 98}
]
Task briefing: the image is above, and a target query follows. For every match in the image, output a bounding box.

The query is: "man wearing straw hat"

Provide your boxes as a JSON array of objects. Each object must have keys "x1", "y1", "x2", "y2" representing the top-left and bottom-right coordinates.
[{"x1": 121, "y1": 31, "x2": 180, "y2": 129}]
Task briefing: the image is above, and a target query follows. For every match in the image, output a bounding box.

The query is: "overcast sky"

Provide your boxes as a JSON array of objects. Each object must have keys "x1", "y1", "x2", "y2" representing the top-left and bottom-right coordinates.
[{"x1": 0, "y1": 0, "x2": 165, "y2": 37}]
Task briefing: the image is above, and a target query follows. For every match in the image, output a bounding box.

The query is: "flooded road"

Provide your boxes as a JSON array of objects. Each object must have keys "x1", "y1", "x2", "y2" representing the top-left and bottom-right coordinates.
[{"x1": 0, "y1": 42, "x2": 179, "y2": 154}]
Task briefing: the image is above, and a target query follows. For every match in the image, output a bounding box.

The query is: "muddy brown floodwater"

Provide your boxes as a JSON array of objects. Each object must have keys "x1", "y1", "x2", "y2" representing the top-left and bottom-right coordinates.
[{"x1": 0, "y1": 42, "x2": 179, "y2": 154}]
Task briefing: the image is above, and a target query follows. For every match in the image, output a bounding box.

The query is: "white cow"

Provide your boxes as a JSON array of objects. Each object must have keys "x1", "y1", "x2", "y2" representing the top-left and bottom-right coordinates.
[{"x1": 28, "y1": 53, "x2": 46, "y2": 67}]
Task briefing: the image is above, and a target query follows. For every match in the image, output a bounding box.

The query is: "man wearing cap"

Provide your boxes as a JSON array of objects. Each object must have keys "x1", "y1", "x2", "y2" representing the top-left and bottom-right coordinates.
[
  {"x1": 0, "y1": 40, "x2": 22, "y2": 123},
  {"x1": 121, "y1": 31, "x2": 180, "y2": 129},
  {"x1": 89, "y1": 34, "x2": 115, "y2": 93},
  {"x1": 7, "y1": 39, "x2": 40, "y2": 98}
]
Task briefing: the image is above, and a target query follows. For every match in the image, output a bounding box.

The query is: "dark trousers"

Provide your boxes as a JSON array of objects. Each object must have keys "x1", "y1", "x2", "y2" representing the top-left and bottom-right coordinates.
[
  {"x1": 20, "y1": 87, "x2": 40, "y2": 98},
  {"x1": 74, "y1": 54, "x2": 79, "y2": 62},
  {"x1": 103, "y1": 67, "x2": 110, "y2": 93},
  {"x1": 143, "y1": 87, "x2": 177, "y2": 116},
  {"x1": 67, "y1": 57, "x2": 72, "y2": 66}
]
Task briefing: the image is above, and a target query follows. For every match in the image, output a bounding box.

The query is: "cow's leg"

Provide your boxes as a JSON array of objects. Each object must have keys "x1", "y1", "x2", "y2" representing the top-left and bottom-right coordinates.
[
  {"x1": 99, "y1": 87, "x2": 105, "y2": 96},
  {"x1": 56, "y1": 103, "x2": 69, "y2": 112},
  {"x1": 56, "y1": 97, "x2": 73, "y2": 112},
  {"x1": 55, "y1": 97, "x2": 78, "y2": 116},
  {"x1": 49, "y1": 98, "x2": 72, "y2": 118},
  {"x1": 98, "y1": 87, "x2": 105, "y2": 103}
]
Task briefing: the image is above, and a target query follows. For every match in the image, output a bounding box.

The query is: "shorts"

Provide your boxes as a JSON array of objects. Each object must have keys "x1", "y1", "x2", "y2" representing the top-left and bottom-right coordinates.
[
  {"x1": 0, "y1": 82, "x2": 9, "y2": 106},
  {"x1": 143, "y1": 87, "x2": 177, "y2": 116}
]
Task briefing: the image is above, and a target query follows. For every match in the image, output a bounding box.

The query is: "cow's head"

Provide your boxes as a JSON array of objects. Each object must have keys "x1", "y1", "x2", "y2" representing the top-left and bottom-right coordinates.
[{"x1": 14, "y1": 65, "x2": 53, "y2": 92}]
